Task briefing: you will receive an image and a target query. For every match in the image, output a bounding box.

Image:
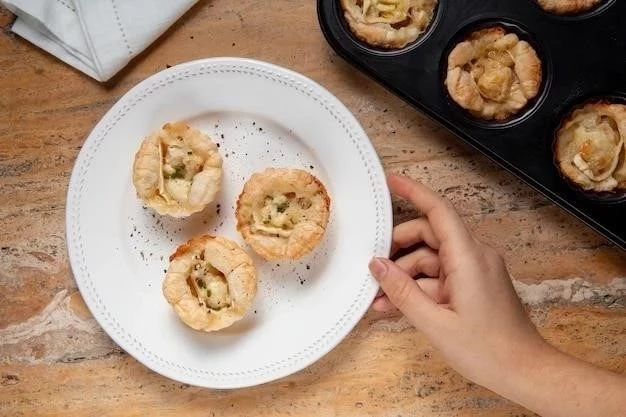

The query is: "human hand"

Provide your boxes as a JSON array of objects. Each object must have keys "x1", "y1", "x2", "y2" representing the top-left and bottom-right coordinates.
[{"x1": 369, "y1": 174, "x2": 549, "y2": 389}]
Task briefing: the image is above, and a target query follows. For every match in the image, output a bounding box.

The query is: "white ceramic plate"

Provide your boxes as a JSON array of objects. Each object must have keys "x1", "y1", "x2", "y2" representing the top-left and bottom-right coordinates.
[{"x1": 66, "y1": 58, "x2": 392, "y2": 389}]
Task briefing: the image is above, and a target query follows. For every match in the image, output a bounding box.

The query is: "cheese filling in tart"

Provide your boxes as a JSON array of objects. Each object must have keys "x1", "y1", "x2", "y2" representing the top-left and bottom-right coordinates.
[
  {"x1": 251, "y1": 192, "x2": 315, "y2": 238},
  {"x1": 555, "y1": 102, "x2": 626, "y2": 193},
  {"x1": 132, "y1": 122, "x2": 222, "y2": 217},
  {"x1": 445, "y1": 27, "x2": 542, "y2": 121},
  {"x1": 236, "y1": 168, "x2": 331, "y2": 260},
  {"x1": 189, "y1": 261, "x2": 231, "y2": 310},
  {"x1": 163, "y1": 235, "x2": 257, "y2": 332},
  {"x1": 537, "y1": 0, "x2": 604, "y2": 14},
  {"x1": 340, "y1": 0, "x2": 438, "y2": 49}
]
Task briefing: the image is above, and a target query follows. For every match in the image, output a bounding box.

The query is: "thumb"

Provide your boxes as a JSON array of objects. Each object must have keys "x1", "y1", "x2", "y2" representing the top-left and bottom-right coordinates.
[{"x1": 369, "y1": 257, "x2": 440, "y2": 326}]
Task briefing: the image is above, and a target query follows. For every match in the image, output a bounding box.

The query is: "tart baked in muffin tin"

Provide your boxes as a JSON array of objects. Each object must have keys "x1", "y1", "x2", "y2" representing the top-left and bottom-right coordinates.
[
  {"x1": 537, "y1": 0, "x2": 606, "y2": 15},
  {"x1": 554, "y1": 101, "x2": 626, "y2": 195},
  {"x1": 445, "y1": 26, "x2": 542, "y2": 121},
  {"x1": 339, "y1": 0, "x2": 438, "y2": 49}
]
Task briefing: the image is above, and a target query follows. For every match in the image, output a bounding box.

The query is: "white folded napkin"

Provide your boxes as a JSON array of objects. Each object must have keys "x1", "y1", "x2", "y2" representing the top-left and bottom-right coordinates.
[{"x1": 2, "y1": 0, "x2": 197, "y2": 81}]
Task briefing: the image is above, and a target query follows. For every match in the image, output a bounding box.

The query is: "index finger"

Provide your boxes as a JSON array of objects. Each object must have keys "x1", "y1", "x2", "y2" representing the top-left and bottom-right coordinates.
[{"x1": 388, "y1": 174, "x2": 473, "y2": 249}]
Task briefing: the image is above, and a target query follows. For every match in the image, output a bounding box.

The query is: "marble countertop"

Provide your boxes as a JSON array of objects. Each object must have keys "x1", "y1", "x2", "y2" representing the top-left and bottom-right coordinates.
[{"x1": 0, "y1": 1, "x2": 624, "y2": 415}]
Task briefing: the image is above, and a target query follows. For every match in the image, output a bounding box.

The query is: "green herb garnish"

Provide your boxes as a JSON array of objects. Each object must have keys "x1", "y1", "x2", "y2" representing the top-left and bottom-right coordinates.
[
  {"x1": 276, "y1": 202, "x2": 289, "y2": 213},
  {"x1": 171, "y1": 165, "x2": 186, "y2": 179}
]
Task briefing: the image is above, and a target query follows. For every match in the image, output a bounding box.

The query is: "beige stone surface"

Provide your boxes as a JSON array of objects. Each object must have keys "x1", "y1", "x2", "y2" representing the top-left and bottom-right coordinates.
[{"x1": 0, "y1": 2, "x2": 624, "y2": 416}]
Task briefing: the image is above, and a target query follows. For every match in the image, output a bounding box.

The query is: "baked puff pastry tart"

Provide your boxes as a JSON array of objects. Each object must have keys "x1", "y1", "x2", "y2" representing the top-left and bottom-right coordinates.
[
  {"x1": 537, "y1": 0, "x2": 604, "y2": 14},
  {"x1": 236, "y1": 168, "x2": 331, "y2": 261},
  {"x1": 132, "y1": 122, "x2": 222, "y2": 217},
  {"x1": 340, "y1": 0, "x2": 438, "y2": 49},
  {"x1": 554, "y1": 102, "x2": 626, "y2": 193},
  {"x1": 163, "y1": 235, "x2": 257, "y2": 332},
  {"x1": 445, "y1": 27, "x2": 542, "y2": 121}
]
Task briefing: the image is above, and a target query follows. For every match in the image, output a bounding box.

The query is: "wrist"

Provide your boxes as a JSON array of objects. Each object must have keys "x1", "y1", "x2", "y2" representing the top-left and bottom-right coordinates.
[
  {"x1": 485, "y1": 336, "x2": 575, "y2": 415},
  {"x1": 481, "y1": 336, "x2": 626, "y2": 417},
  {"x1": 482, "y1": 333, "x2": 557, "y2": 398}
]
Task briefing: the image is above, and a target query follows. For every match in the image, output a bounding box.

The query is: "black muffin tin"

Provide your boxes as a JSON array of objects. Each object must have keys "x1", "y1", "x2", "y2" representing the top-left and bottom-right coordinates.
[{"x1": 318, "y1": 0, "x2": 626, "y2": 249}]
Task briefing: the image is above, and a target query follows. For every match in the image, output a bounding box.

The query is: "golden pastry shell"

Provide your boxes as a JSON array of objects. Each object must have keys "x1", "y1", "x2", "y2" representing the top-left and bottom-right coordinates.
[
  {"x1": 553, "y1": 99, "x2": 626, "y2": 197},
  {"x1": 162, "y1": 235, "x2": 257, "y2": 332},
  {"x1": 339, "y1": 0, "x2": 439, "y2": 50},
  {"x1": 235, "y1": 168, "x2": 331, "y2": 261},
  {"x1": 132, "y1": 122, "x2": 222, "y2": 218},
  {"x1": 444, "y1": 25, "x2": 543, "y2": 121},
  {"x1": 537, "y1": 0, "x2": 605, "y2": 15}
]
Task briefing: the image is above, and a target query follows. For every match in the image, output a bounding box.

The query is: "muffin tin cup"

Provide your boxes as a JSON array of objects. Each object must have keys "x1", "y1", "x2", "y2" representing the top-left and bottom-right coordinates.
[
  {"x1": 551, "y1": 94, "x2": 626, "y2": 205},
  {"x1": 318, "y1": 0, "x2": 626, "y2": 249},
  {"x1": 440, "y1": 18, "x2": 553, "y2": 129},
  {"x1": 335, "y1": 0, "x2": 444, "y2": 56},
  {"x1": 530, "y1": 0, "x2": 617, "y2": 20}
]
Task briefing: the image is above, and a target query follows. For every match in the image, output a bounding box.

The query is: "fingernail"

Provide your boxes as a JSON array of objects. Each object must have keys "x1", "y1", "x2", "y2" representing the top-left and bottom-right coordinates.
[{"x1": 369, "y1": 258, "x2": 388, "y2": 279}]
